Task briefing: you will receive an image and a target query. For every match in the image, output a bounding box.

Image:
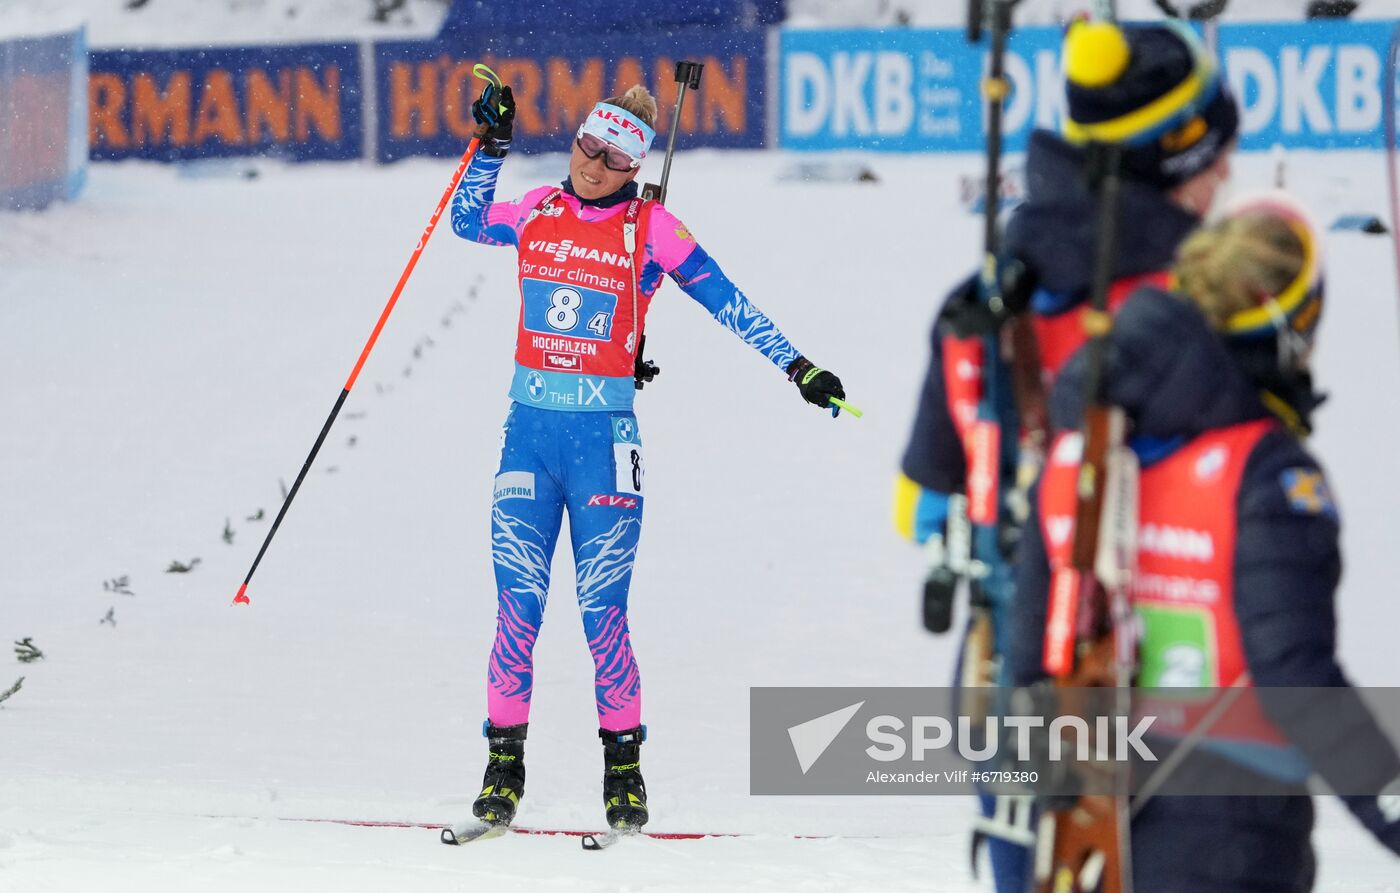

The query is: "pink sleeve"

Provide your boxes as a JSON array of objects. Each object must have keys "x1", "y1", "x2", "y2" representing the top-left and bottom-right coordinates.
[
  {"x1": 486, "y1": 184, "x2": 559, "y2": 243},
  {"x1": 645, "y1": 204, "x2": 702, "y2": 273}
]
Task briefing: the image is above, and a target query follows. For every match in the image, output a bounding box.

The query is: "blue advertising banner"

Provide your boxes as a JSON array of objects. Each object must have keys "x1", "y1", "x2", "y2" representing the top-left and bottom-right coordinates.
[
  {"x1": 1219, "y1": 20, "x2": 1393, "y2": 150},
  {"x1": 780, "y1": 21, "x2": 1400, "y2": 152},
  {"x1": 372, "y1": 30, "x2": 766, "y2": 162},
  {"x1": 780, "y1": 27, "x2": 1063, "y2": 153},
  {"x1": 1, "y1": 27, "x2": 86, "y2": 210},
  {"x1": 89, "y1": 44, "x2": 363, "y2": 162}
]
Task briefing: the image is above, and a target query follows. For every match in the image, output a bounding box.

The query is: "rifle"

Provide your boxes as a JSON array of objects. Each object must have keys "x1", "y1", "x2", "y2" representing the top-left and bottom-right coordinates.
[
  {"x1": 635, "y1": 60, "x2": 704, "y2": 390},
  {"x1": 935, "y1": 0, "x2": 1047, "y2": 695},
  {"x1": 943, "y1": 1, "x2": 1055, "y2": 878},
  {"x1": 1032, "y1": 140, "x2": 1138, "y2": 893}
]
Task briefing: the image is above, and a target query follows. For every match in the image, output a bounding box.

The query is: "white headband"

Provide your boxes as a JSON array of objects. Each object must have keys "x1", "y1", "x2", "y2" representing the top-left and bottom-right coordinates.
[{"x1": 578, "y1": 102, "x2": 656, "y2": 163}]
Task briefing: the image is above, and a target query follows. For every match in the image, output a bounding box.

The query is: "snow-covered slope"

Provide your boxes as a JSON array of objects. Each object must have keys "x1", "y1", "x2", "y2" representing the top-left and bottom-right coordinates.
[{"x1": 0, "y1": 149, "x2": 1396, "y2": 890}]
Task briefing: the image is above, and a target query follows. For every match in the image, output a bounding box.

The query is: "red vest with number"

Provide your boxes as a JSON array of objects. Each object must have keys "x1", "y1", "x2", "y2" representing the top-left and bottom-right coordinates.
[
  {"x1": 1037, "y1": 418, "x2": 1291, "y2": 747},
  {"x1": 509, "y1": 191, "x2": 651, "y2": 411},
  {"x1": 940, "y1": 272, "x2": 1169, "y2": 523}
]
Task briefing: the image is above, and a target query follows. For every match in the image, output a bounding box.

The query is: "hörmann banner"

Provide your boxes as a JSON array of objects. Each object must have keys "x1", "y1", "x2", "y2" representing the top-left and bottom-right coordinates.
[
  {"x1": 779, "y1": 20, "x2": 1400, "y2": 152},
  {"x1": 370, "y1": 31, "x2": 765, "y2": 162},
  {"x1": 89, "y1": 45, "x2": 363, "y2": 162}
]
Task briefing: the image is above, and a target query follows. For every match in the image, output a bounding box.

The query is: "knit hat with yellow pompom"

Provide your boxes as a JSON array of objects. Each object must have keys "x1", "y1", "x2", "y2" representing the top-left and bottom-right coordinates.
[{"x1": 1062, "y1": 19, "x2": 1238, "y2": 187}]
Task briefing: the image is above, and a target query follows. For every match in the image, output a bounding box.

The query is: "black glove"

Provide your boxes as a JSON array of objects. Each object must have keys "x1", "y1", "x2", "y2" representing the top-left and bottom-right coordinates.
[
  {"x1": 937, "y1": 258, "x2": 1036, "y2": 339},
  {"x1": 786, "y1": 357, "x2": 846, "y2": 416},
  {"x1": 472, "y1": 83, "x2": 515, "y2": 156}
]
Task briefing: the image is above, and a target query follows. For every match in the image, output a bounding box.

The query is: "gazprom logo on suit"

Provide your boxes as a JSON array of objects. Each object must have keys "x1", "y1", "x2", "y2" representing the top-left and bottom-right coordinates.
[{"x1": 493, "y1": 471, "x2": 535, "y2": 502}]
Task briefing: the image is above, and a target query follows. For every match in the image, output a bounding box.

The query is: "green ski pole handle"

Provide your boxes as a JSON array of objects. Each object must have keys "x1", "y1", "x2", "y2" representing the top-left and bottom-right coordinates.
[
  {"x1": 472, "y1": 63, "x2": 509, "y2": 116},
  {"x1": 830, "y1": 397, "x2": 864, "y2": 418}
]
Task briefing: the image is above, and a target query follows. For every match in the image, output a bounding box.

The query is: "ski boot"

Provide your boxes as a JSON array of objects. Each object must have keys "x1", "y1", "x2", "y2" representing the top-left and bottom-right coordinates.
[
  {"x1": 600, "y1": 725, "x2": 649, "y2": 829},
  {"x1": 471, "y1": 722, "x2": 527, "y2": 826}
]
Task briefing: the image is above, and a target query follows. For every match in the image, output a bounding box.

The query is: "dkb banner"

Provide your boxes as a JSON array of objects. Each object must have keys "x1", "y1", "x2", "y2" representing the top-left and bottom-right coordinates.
[
  {"x1": 89, "y1": 44, "x2": 364, "y2": 162},
  {"x1": 779, "y1": 20, "x2": 1400, "y2": 152},
  {"x1": 779, "y1": 27, "x2": 1063, "y2": 153}
]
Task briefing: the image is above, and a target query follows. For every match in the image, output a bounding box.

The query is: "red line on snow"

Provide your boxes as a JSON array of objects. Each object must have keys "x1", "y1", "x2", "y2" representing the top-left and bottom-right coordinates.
[
  {"x1": 285, "y1": 817, "x2": 738, "y2": 838},
  {"x1": 228, "y1": 816, "x2": 833, "y2": 839}
]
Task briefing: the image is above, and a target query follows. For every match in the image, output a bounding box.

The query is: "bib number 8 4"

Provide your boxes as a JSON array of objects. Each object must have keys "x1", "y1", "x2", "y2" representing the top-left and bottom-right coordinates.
[{"x1": 547, "y1": 286, "x2": 610, "y2": 337}]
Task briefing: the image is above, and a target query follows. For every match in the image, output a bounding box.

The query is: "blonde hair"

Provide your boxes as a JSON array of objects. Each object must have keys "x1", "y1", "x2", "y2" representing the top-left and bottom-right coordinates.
[
  {"x1": 1174, "y1": 212, "x2": 1307, "y2": 330},
  {"x1": 603, "y1": 84, "x2": 659, "y2": 129}
]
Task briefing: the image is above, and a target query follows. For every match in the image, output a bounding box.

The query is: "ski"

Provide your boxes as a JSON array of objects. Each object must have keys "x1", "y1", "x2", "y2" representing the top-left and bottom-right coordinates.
[
  {"x1": 202, "y1": 813, "x2": 799, "y2": 840},
  {"x1": 440, "y1": 819, "x2": 511, "y2": 845},
  {"x1": 581, "y1": 826, "x2": 641, "y2": 851}
]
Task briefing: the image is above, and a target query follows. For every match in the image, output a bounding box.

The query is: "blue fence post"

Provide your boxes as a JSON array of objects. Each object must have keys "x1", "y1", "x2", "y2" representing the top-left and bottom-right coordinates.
[{"x1": 68, "y1": 26, "x2": 89, "y2": 200}]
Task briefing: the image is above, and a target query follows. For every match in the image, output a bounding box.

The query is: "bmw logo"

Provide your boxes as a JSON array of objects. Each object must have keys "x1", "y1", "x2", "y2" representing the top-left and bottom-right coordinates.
[
  {"x1": 615, "y1": 418, "x2": 635, "y2": 442},
  {"x1": 526, "y1": 371, "x2": 547, "y2": 402}
]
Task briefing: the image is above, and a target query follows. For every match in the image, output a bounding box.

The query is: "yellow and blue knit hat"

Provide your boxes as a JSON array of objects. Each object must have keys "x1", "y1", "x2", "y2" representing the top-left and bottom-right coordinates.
[{"x1": 1062, "y1": 19, "x2": 1239, "y2": 186}]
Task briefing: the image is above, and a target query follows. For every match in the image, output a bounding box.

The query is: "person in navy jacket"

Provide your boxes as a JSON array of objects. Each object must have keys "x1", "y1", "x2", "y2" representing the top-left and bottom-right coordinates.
[
  {"x1": 894, "y1": 22, "x2": 1239, "y2": 890},
  {"x1": 897, "y1": 21, "x2": 1238, "y2": 539},
  {"x1": 1012, "y1": 194, "x2": 1400, "y2": 891}
]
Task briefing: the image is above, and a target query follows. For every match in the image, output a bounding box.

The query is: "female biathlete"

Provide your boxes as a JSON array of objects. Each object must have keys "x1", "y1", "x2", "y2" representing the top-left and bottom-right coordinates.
[
  {"x1": 448, "y1": 80, "x2": 846, "y2": 834},
  {"x1": 1011, "y1": 195, "x2": 1400, "y2": 889}
]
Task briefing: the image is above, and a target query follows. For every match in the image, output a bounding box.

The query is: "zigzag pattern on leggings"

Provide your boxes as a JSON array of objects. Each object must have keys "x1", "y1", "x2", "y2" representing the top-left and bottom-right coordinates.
[
  {"x1": 587, "y1": 604, "x2": 641, "y2": 727},
  {"x1": 490, "y1": 503, "x2": 551, "y2": 617},
  {"x1": 487, "y1": 587, "x2": 540, "y2": 717},
  {"x1": 575, "y1": 517, "x2": 641, "y2": 612}
]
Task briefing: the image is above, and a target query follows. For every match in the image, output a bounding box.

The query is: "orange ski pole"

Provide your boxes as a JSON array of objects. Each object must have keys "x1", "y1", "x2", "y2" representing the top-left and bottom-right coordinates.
[{"x1": 233, "y1": 65, "x2": 503, "y2": 606}]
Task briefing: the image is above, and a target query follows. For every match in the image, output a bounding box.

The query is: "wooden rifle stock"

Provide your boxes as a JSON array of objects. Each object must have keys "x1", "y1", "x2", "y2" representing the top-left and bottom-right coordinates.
[{"x1": 1033, "y1": 142, "x2": 1134, "y2": 893}]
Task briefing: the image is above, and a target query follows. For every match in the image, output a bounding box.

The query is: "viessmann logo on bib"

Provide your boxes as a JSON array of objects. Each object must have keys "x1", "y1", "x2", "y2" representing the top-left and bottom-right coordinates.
[
  {"x1": 1138, "y1": 524, "x2": 1215, "y2": 562},
  {"x1": 527, "y1": 239, "x2": 633, "y2": 270}
]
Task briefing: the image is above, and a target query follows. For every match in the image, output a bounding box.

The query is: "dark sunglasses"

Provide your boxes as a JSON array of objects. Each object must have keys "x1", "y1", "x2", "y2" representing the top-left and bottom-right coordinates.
[{"x1": 575, "y1": 132, "x2": 640, "y2": 172}]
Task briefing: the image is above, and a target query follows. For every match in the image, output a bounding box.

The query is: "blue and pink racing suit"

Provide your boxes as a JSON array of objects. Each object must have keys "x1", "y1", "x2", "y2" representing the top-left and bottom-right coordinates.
[{"x1": 452, "y1": 150, "x2": 801, "y2": 731}]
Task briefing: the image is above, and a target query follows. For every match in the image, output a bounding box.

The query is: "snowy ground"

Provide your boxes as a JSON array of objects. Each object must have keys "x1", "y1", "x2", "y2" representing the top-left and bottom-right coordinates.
[{"x1": 1, "y1": 149, "x2": 1398, "y2": 890}]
